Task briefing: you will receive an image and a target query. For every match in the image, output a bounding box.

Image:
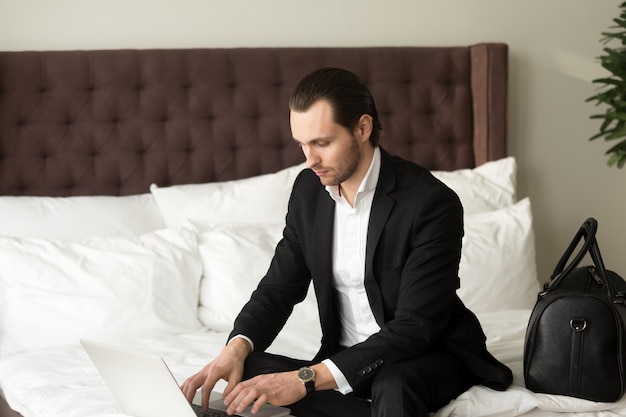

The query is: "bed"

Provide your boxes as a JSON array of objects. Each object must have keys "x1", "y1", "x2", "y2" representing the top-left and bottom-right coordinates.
[{"x1": 1, "y1": 44, "x2": 624, "y2": 417}]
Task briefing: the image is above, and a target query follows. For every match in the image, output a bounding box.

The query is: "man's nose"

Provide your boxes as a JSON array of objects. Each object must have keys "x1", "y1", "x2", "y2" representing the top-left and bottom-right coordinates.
[{"x1": 303, "y1": 147, "x2": 319, "y2": 168}]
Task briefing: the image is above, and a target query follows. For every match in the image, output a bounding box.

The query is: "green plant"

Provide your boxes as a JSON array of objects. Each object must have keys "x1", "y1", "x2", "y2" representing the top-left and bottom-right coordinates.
[{"x1": 587, "y1": 1, "x2": 626, "y2": 169}]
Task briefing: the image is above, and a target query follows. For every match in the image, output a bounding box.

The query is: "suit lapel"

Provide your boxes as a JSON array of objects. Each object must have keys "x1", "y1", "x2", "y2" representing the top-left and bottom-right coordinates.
[
  {"x1": 311, "y1": 188, "x2": 338, "y2": 342},
  {"x1": 365, "y1": 149, "x2": 396, "y2": 326},
  {"x1": 312, "y1": 188, "x2": 334, "y2": 279}
]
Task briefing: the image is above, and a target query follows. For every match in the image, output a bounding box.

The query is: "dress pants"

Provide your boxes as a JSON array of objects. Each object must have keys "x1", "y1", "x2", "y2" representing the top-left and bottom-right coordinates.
[{"x1": 242, "y1": 350, "x2": 475, "y2": 417}]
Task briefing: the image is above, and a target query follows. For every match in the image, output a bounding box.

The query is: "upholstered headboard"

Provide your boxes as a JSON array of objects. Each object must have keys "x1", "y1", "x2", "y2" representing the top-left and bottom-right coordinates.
[{"x1": 0, "y1": 44, "x2": 507, "y2": 196}]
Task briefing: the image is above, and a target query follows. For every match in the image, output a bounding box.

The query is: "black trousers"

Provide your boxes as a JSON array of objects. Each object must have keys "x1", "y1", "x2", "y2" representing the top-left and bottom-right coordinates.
[{"x1": 242, "y1": 350, "x2": 475, "y2": 417}]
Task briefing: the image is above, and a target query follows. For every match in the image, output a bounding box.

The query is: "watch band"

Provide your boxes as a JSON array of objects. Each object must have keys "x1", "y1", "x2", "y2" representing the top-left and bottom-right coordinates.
[{"x1": 304, "y1": 379, "x2": 315, "y2": 395}]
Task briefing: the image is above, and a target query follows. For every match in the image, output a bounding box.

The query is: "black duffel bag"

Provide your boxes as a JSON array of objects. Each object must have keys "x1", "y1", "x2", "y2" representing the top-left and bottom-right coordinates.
[{"x1": 524, "y1": 217, "x2": 626, "y2": 402}]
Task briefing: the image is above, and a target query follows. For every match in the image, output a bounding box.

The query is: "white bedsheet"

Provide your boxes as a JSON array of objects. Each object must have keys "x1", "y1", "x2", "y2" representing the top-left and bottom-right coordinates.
[{"x1": 2, "y1": 310, "x2": 626, "y2": 417}]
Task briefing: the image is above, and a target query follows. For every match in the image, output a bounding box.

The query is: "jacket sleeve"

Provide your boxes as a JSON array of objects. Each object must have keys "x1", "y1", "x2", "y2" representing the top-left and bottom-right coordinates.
[{"x1": 228, "y1": 172, "x2": 316, "y2": 352}]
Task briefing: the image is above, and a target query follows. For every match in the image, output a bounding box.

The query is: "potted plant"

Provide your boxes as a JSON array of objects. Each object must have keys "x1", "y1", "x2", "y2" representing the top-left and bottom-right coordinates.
[{"x1": 587, "y1": 1, "x2": 626, "y2": 169}]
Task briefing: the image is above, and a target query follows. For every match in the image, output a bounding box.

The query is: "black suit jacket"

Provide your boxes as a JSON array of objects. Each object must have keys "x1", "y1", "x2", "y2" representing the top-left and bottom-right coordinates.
[{"x1": 230, "y1": 148, "x2": 512, "y2": 391}]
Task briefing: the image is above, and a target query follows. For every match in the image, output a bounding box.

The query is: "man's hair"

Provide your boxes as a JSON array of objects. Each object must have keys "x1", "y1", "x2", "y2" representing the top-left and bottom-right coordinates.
[{"x1": 289, "y1": 67, "x2": 382, "y2": 146}]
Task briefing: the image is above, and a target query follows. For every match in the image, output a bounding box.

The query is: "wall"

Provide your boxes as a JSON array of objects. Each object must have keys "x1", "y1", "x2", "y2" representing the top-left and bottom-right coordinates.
[{"x1": 1, "y1": 0, "x2": 624, "y2": 280}]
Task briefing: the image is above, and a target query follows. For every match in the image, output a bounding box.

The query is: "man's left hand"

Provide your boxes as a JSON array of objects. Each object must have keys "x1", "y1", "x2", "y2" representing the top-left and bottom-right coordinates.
[{"x1": 222, "y1": 371, "x2": 305, "y2": 415}]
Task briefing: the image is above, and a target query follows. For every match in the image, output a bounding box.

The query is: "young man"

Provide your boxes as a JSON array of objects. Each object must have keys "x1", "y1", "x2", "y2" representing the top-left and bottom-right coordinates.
[{"x1": 182, "y1": 67, "x2": 512, "y2": 417}]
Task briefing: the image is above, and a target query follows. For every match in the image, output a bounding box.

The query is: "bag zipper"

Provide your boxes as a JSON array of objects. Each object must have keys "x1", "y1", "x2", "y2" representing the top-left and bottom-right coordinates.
[{"x1": 590, "y1": 266, "x2": 603, "y2": 285}]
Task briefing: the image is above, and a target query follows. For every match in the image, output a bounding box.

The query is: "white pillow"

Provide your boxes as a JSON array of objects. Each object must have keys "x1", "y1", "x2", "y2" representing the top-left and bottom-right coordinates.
[
  {"x1": 0, "y1": 227, "x2": 203, "y2": 355},
  {"x1": 0, "y1": 194, "x2": 164, "y2": 240},
  {"x1": 195, "y1": 222, "x2": 320, "y2": 335},
  {"x1": 150, "y1": 157, "x2": 514, "y2": 232},
  {"x1": 150, "y1": 163, "x2": 307, "y2": 228},
  {"x1": 457, "y1": 198, "x2": 540, "y2": 315},
  {"x1": 432, "y1": 157, "x2": 517, "y2": 214}
]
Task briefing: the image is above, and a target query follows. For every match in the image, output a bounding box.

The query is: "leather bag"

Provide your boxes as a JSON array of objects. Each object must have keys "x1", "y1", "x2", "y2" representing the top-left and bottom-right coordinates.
[{"x1": 524, "y1": 218, "x2": 626, "y2": 402}]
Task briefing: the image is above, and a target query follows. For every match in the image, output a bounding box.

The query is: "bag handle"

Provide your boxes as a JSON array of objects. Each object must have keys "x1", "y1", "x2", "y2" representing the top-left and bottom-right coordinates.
[{"x1": 541, "y1": 217, "x2": 614, "y2": 297}]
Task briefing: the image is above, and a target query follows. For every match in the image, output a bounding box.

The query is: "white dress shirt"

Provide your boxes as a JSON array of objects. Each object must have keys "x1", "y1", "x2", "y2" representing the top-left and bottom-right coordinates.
[{"x1": 321, "y1": 146, "x2": 381, "y2": 394}]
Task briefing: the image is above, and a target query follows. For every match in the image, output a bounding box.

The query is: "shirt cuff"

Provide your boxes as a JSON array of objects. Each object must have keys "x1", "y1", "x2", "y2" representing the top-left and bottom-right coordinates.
[
  {"x1": 228, "y1": 334, "x2": 254, "y2": 351},
  {"x1": 322, "y1": 359, "x2": 353, "y2": 394}
]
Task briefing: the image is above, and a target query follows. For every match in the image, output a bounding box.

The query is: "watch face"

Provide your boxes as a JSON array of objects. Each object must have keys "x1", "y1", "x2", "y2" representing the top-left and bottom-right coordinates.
[{"x1": 298, "y1": 367, "x2": 314, "y2": 382}]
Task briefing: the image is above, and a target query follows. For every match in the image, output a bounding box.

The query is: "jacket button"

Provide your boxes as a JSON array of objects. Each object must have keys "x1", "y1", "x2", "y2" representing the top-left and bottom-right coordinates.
[
  {"x1": 357, "y1": 369, "x2": 365, "y2": 376},
  {"x1": 364, "y1": 366, "x2": 372, "y2": 373}
]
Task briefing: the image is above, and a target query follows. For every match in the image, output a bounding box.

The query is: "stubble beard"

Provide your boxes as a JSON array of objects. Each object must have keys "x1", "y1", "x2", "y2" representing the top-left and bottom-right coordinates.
[{"x1": 320, "y1": 136, "x2": 361, "y2": 187}]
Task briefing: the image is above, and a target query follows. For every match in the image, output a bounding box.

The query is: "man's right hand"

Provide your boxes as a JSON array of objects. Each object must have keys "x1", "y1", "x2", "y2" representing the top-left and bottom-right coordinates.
[{"x1": 181, "y1": 337, "x2": 252, "y2": 413}]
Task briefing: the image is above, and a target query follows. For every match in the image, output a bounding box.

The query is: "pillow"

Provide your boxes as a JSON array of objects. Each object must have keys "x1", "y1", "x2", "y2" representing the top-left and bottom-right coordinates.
[
  {"x1": 0, "y1": 194, "x2": 164, "y2": 240},
  {"x1": 194, "y1": 222, "x2": 320, "y2": 335},
  {"x1": 150, "y1": 157, "x2": 514, "y2": 231},
  {"x1": 150, "y1": 163, "x2": 307, "y2": 228},
  {"x1": 432, "y1": 157, "x2": 517, "y2": 214},
  {"x1": 457, "y1": 197, "x2": 540, "y2": 315},
  {"x1": 0, "y1": 227, "x2": 203, "y2": 355}
]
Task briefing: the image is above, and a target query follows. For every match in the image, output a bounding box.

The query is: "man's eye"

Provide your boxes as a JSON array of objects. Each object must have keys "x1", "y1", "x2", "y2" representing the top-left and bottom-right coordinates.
[{"x1": 317, "y1": 142, "x2": 329, "y2": 147}]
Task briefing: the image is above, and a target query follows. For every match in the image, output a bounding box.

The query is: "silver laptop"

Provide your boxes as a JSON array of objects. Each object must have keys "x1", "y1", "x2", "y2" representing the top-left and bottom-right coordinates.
[{"x1": 81, "y1": 339, "x2": 291, "y2": 417}]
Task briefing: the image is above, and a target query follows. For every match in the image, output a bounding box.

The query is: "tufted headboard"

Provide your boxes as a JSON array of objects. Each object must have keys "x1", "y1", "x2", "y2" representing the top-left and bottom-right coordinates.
[{"x1": 0, "y1": 44, "x2": 507, "y2": 196}]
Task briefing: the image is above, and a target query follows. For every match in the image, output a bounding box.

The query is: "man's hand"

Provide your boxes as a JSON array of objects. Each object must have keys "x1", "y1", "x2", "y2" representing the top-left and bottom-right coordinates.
[
  {"x1": 222, "y1": 371, "x2": 306, "y2": 415},
  {"x1": 222, "y1": 362, "x2": 336, "y2": 415},
  {"x1": 181, "y1": 338, "x2": 252, "y2": 412}
]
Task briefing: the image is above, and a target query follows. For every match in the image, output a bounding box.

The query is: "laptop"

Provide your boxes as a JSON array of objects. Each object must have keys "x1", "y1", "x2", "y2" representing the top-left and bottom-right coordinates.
[{"x1": 81, "y1": 339, "x2": 292, "y2": 417}]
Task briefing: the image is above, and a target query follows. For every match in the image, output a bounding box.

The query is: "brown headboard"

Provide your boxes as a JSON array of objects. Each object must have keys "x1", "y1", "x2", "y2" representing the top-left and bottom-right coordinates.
[{"x1": 0, "y1": 44, "x2": 507, "y2": 196}]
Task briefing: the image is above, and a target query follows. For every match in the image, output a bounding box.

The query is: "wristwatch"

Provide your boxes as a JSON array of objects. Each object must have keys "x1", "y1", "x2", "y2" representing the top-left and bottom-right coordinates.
[{"x1": 297, "y1": 366, "x2": 315, "y2": 395}]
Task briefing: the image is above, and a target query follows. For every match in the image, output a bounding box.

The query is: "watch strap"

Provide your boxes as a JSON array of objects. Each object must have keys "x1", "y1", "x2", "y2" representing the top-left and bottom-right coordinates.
[{"x1": 304, "y1": 379, "x2": 315, "y2": 395}]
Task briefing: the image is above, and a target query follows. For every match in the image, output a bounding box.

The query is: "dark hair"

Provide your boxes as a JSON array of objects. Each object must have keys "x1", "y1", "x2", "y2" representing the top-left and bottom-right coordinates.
[{"x1": 289, "y1": 67, "x2": 382, "y2": 146}]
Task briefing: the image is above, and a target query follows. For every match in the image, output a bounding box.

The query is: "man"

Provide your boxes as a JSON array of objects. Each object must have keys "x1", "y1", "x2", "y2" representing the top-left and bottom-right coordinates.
[{"x1": 182, "y1": 67, "x2": 512, "y2": 417}]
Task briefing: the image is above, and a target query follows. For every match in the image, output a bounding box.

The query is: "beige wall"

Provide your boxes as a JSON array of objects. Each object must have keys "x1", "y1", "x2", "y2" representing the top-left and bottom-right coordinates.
[{"x1": 1, "y1": 0, "x2": 624, "y2": 281}]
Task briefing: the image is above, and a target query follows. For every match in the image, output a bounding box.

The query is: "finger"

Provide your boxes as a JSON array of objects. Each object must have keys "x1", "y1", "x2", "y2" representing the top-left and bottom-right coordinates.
[
  {"x1": 222, "y1": 369, "x2": 244, "y2": 400},
  {"x1": 222, "y1": 379, "x2": 242, "y2": 406},
  {"x1": 180, "y1": 378, "x2": 189, "y2": 396},
  {"x1": 182, "y1": 370, "x2": 218, "y2": 411},
  {"x1": 230, "y1": 387, "x2": 259, "y2": 415},
  {"x1": 181, "y1": 374, "x2": 201, "y2": 403},
  {"x1": 223, "y1": 378, "x2": 238, "y2": 399},
  {"x1": 200, "y1": 376, "x2": 220, "y2": 411},
  {"x1": 251, "y1": 394, "x2": 268, "y2": 414}
]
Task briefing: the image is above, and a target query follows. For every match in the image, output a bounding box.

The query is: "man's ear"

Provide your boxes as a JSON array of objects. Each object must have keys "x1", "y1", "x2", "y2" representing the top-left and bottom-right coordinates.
[{"x1": 355, "y1": 114, "x2": 373, "y2": 143}]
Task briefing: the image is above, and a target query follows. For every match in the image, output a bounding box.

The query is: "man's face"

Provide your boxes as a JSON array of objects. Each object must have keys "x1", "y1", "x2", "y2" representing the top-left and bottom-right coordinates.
[{"x1": 290, "y1": 100, "x2": 362, "y2": 187}]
